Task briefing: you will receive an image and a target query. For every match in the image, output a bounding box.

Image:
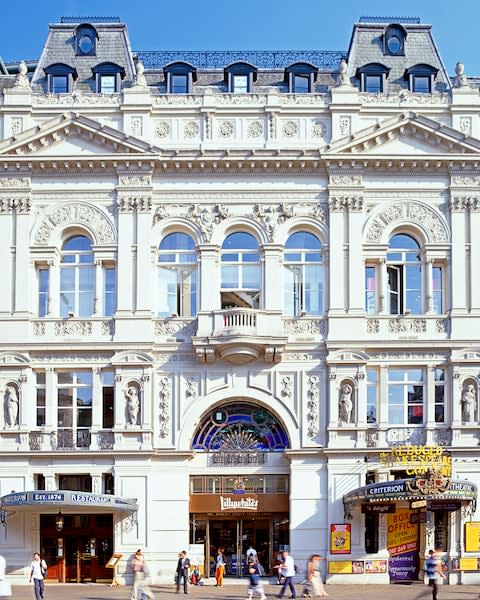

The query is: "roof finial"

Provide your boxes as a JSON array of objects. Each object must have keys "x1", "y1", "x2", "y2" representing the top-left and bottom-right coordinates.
[{"x1": 453, "y1": 61, "x2": 469, "y2": 88}]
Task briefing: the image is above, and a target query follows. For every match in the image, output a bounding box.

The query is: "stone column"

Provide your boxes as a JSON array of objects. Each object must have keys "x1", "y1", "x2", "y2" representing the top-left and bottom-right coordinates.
[
  {"x1": 135, "y1": 193, "x2": 153, "y2": 316},
  {"x1": 198, "y1": 244, "x2": 220, "y2": 311},
  {"x1": 347, "y1": 196, "x2": 365, "y2": 314},
  {"x1": 449, "y1": 195, "x2": 468, "y2": 315},
  {"x1": 93, "y1": 260, "x2": 104, "y2": 316},
  {"x1": 13, "y1": 197, "x2": 32, "y2": 317},
  {"x1": 115, "y1": 197, "x2": 134, "y2": 316},
  {"x1": 327, "y1": 201, "x2": 345, "y2": 314},
  {"x1": 0, "y1": 200, "x2": 13, "y2": 315},
  {"x1": 262, "y1": 244, "x2": 283, "y2": 311},
  {"x1": 470, "y1": 203, "x2": 480, "y2": 311}
]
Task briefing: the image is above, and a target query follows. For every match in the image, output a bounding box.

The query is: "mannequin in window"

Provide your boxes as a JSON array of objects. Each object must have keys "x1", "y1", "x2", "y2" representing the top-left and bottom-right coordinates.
[
  {"x1": 4, "y1": 385, "x2": 19, "y2": 427},
  {"x1": 461, "y1": 383, "x2": 476, "y2": 423},
  {"x1": 339, "y1": 383, "x2": 353, "y2": 423},
  {"x1": 125, "y1": 386, "x2": 140, "y2": 426}
]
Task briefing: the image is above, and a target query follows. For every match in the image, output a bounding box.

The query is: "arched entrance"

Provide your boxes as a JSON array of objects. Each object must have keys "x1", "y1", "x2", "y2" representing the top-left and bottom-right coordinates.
[{"x1": 189, "y1": 401, "x2": 290, "y2": 578}]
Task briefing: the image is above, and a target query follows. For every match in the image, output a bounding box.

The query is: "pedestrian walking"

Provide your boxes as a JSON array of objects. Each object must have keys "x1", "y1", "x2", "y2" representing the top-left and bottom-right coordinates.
[
  {"x1": 176, "y1": 550, "x2": 190, "y2": 594},
  {"x1": 303, "y1": 555, "x2": 327, "y2": 598},
  {"x1": 0, "y1": 553, "x2": 12, "y2": 598},
  {"x1": 247, "y1": 563, "x2": 267, "y2": 600},
  {"x1": 276, "y1": 550, "x2": 297, "y2": 599},
  {"x1": 29, "y1": 552, "x2": 47, "y2": 600},
  {"x1": 215, "y1": 547, "x2": 226, "y2": 587},
  {"x1": 424, "y1": 549, "x2": 445, "y2": 600}
]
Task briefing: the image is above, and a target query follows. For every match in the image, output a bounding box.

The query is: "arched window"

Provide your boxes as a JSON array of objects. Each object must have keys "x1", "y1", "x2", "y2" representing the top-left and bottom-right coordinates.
[
  {"x1": 221, "y1": 232, "x2": 260, "y2": 309},
  {"x1": 284, "y1": 231, "x2": 323, "y2": 316},
  {"x1": 365, "y1": 231, "x2": 444, "y2": 316},
  {"x1": 192, "y1": 402, "x2": 289, "y2": 451},
  {"x1": 157, "y1": 232, "x2": 197, "y2": 317},
  {"x1": 387, "y1": 234, "x2": 421, "y2": 315},
  {"x1": 60, "y1": 235, "x2": 95, "y2": 317}
]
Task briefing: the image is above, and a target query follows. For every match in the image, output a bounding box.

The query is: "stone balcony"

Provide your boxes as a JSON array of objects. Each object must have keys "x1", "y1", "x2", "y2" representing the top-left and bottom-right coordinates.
[
  {"x1": 193, "y1": 308, "x2": 287, "y2": 364},
  {"x1": 366, "y1": 315, "x2": 450, "y2": 339}
]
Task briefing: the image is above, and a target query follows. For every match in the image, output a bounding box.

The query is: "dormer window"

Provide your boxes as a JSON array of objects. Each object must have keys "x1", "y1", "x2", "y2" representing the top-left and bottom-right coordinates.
[
  {"x1": 284, "y1": 63, "x2": 318, "y2": 93},
  {"x1": 75, "y1": 24, "x2": 98, "y2": 56},
  {"x1": 92, "y1": 62, "x2": 125, "y2": 94},
  {"x1": 404, "y1": 64, "x2": 438, "y2": 94},
  {"x1": 224, "y1": 62, "x2": 257, "y2": 93},
  {"x1": 356, "y1": 63, "x2": 390, "y2": 93},
  {"x1": 163, "y1": 62, "x2": 197, "y2": 94},
  {"x1": 44, "y1": 63, "x2": 78, "y2": 94},
  {"x1": 383, "y1": 24, "x2": 407, "y2": 56}
]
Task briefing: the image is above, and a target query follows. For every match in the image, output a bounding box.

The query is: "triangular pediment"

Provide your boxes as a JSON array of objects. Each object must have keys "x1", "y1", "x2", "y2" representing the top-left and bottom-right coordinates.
[
  {"x1": 326, "y1": 111, "x2": 480, "y2": 155},
  {"x1": 0, "y1": 112, "x2": 160, "y2": 157}
]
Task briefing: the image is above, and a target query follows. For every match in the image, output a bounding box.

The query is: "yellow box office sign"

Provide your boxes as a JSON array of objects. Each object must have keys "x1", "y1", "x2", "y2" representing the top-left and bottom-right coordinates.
[{"x1": 465, "y1": 522, "x2": 480, "y2": 552}]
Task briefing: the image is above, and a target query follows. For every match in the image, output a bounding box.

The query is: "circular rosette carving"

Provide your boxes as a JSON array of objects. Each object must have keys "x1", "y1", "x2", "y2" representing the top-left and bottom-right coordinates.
[
  {"x1": 155, "y1": 121, "x2": 171, "y2": 138},
  {"x1": 282, "y1": 120, "x2": 298, "y2": 137},
  {"x1": 219, "y1": 120, "x2": 235, "y2": 138},
  {"x1": 247, "y1": 121, "x2": 263, "y2": 138},
  {"x1": 184, "y1": 121, "x2": 200, "y2": 139}
]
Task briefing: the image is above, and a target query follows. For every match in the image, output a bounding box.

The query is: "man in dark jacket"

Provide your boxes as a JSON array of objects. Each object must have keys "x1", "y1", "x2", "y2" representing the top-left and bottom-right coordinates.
[{"x1": 176, "y1": 550, "x2": 191, "y2": 594}]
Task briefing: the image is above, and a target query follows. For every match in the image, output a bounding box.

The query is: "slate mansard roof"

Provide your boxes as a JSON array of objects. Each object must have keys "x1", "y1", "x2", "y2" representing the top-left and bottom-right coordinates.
[{"x1": 0, "y1": 15, "x2": 465, "y2": 92}]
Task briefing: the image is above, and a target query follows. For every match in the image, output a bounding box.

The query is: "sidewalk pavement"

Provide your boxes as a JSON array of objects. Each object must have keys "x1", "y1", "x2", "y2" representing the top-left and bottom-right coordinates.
[{"x1": 9, "y1": 580, "x2": 480, "y2": 600}]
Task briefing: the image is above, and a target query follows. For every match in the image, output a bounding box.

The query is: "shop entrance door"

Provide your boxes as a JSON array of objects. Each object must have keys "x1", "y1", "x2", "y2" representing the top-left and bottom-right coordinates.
[{"x1": 208, "y1": 517, "x2": 273, "y2": 577}]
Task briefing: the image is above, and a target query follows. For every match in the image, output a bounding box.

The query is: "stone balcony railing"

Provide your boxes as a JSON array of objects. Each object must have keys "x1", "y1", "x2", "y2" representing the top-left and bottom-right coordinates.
[
  {"x1": 28, "y1": 429, "x2": 114, "y2": 451},
  {"x1": 32, "y1": 318, "x2": 114, "y2": 338},
  {"x1": 365, "y1": 426, "x2": 452, "y2": 448},
  {"x1": 366, "y1": 315, "x2": 450, "y2": 339}
]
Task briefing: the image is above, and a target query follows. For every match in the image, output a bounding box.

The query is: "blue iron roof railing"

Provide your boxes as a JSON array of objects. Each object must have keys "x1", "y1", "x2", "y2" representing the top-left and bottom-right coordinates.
[
  {"x1": 359, "y1": 16, "x2": 421, "y2": 24},
  {"x1": 60, "y1": 16, "x2": 121, "y2": 23},
  {"x1": 135, "y1": 50, "x2": 346, "y2": 71}
]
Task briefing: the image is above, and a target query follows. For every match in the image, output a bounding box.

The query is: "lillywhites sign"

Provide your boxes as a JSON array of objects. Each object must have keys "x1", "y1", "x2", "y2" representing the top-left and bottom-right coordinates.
[
  {"x1": 220, "y1": 495, "x2": 259, "y2": 511},
  {"x1": 380, "y1": 445, "x2": 452, "y2": 477}
]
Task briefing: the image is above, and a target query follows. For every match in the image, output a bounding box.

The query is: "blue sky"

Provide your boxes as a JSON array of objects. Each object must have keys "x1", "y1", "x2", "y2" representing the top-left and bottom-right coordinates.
[{"x1": 1, "y1": 0, "x2": 479, "y2": 74}]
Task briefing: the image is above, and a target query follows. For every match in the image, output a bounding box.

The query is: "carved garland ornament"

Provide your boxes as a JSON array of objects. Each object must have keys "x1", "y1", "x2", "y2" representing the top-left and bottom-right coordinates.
[
  {"x1": 366, "y1": 202, "x2": 448, "y2": 243},
  {"x1": 306, "y1": 376, "x2": 320, "y2": 437},
  {"x1": 158, "y1": 376, "x2": 171, "y2": 438},
  {"x1": 34, "y1": 203, "x2": 115, "y2": 245}
]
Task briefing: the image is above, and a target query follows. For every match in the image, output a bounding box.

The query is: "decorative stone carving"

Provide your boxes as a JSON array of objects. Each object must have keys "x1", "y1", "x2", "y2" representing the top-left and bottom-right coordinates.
[
  {"x1": 154, "y1": 319, "x2": 196, "y2": 339},
  {"x1": 184, "y1": 121, "x2": 200, "y2": 139},
  {"x1": 366, "y1": 319, "x2": 380, "y2": 334},
  {"x1": 0, "y1": 197, "x2": 31, "y2": 214},
  {"x1": 339, "y1": 382, "x2": 353, "y2": 424},
  {"x1": 459, "y1": 117, "x2": 472, "y2": 136},
  {"x1": 282, "y1": 120, "x2": 298, "y2": 137},
  {"x1": 101, "y1": 320, "x2": 114, "y2": 336},
  {"x1": 187, "y1": 204, "x2": 229, "y2": 242},
  {"x1": 329, "y1": 196, "x2": 364, "y2": 212},
  {"x1": 11, "y1": 118, "x2": 23, "y2": 135},
  {"x1": 0, "y1": 177, "x2": 29, "y2": 188},
  {"x1": 336, "y1": 59, "x2": 351, "y2": 87},
  {"x1": 54, "y1": 321, "x2": 92, "y2": 336},
  {"x1": 125, "y1": 384, "x2": 140, "y2": 426},
  {"x1": 306, "y1": 376, "x2": 319, "y2": 437},
  {"x1": 32, "y1": 94, "x2": 120, "y2": 106},
  {"x1": 33, "y1": 322, "x2": 46, "y2": 336},
  {"x1": 155, "y1": 121, "x2": 171, "y2": 138},
  {"x1": 280, "y1": 376, "x2": 293, "y2": 399},
  {"x1": 119, "y1": 175, "x2": 151, "y2": 187},
  {"x1": 247, "y1": 121, "x2": 264, "y2": 138},
  {"x1": 461, "y1": 382, "x2": 477, "y2": 423},
  {"x1": 4, "y1": 385, "x2": 19, "y2": 427},
  {"x1": 311, "y1": 121, "x2": 326, "y2": 138},
  {"x1": 453, "y1": 62, "x2": 469, "y2": 88},
  {"x1": 451, "y1": 175, "x2": 480, "y2": 187},
  {"x1": 185, "y1": 377, "x2": 197, "y2": 400},
  {"x1": 366, "y1": 202, "x2": 448, "y2": 243},
  {"x1": 339, "y1": 116, "x2": 351, "y2": 136},
  {"x1": 13, "y1": 61, "x2": 30, "y2": 89},
  {"x1": 159, "y1": 376, "x2": 171, "y2": 438},
  {"x1": 388, "y1": 318, "x2": 427, "y2": 334},
  {"x1": 34, "y1": 203, "x2": 115, "y2": 245},
  {"x1": 131, "y1": 117, "x2": 143, "y2": 137},
  {"x1": 283, "y1": 319, "x2": 326, "y2": 336},
  {"x1": 218, "y1": 120, "x2": 235, "y2": 138},
  {"x1": 133, "y1": 60, "x2": 148, "y2": 87},
  {"x1": 252, "y1": 203, "x2": 294, "y2": 242},
  {"x1": 330, "y1": 175, "x2": 362, "y2": 186}
]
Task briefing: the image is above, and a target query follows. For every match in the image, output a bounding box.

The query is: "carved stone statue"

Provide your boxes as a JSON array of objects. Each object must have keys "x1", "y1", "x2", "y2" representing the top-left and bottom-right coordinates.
[
  {"x1": 336, "y1": 59, "x2": 351, "y2": 87},
  {"x1": 4, "y1": 385, "x2": 19, "y2": 427},
  {"x1": 133, "y1": 60, "x2": 148, "y2": 88},
  {"x1": 125, "y1": 385, "x2": 140, "y2": 426},
  {"x1": 339, "y1": 383, "x2": 353, "y2": 423},
  {"x1": 453, "y1": 61, "x2": 469, "y2": 88},
  {"x1": 461, "y1": 383, "x2": 476, "y2": 422},
  {"x1": 13, "y1": 60, "x2": 30, "y2": 89}
]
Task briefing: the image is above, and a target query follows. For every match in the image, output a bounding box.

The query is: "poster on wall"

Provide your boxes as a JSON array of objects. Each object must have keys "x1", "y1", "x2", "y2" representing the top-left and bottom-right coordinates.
[
  {"x1": 365, "y1": 559, "x2": 388, "y2": 574},
  {"x1": 387, "y1": 507, "x2": 419, "y2": 580},
  {"x1": 465, "y1": 522, "x2": 480, "y2": 552},
  {"x1": 330, "y1": 524, "x2": 351, "y2": 554}
]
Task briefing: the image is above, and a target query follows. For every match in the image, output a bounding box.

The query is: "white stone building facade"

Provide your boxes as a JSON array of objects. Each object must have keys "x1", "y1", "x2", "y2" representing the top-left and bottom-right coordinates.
[{"x1": 0, "y1": 15, "x2": 480, "y2": 586}]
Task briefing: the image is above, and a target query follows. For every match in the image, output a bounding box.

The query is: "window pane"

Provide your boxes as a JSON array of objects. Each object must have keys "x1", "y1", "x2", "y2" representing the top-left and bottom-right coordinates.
[
  {"x1": 222, "y1": 232, "x2": 258, "y2": 251},
  {"x1": 233, "y1": 74, "x2": 248, "y2": 93},
  {"x1": 365, "y1": 75, "x2": 381, "y2": 93},
  {"x1": 221, "y1": 265, "x2": 239, "y2": 288},
  {"x1": 432, "y1": 267, "x2": 443, "y2": 314},
  {"x1": 104, "y1": 268, "x2": 116, "y2": 317},
  {"x1": 158, "y1": 267, "x2": 178, "y2": 317},
  {"x1": 52, "y1": 75, "x2": 68, "y2": 93},
  {"x1": 38, "y1": 269, "x2": 49, "y2": 317},
  {"x1": 284, "y1": 266, "x2": 296, "y2": 316},
  {"x1": 413, "y1": 76, "x2": 430, "y2": 93},
  {"x1": 293, "y1": 75, "x2": 309, "y2": 93},
  {"x1": 365, "y1": 266, "x2": 377, "y2": 314},
  {"x1": 242, "y1": 265, "x2": 261, "y2": 289},
  {"x1": 100, "y1": 75, "x2": 116, "y2": 93},
  {"x1": 171, "y1": 74, "x2": 188, "y2": 93}
]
